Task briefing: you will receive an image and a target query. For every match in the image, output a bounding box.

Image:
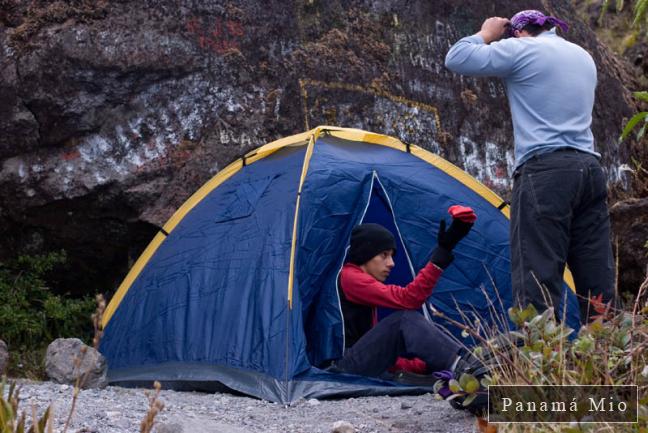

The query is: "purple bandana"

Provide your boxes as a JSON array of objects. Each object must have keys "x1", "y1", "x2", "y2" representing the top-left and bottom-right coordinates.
[{"x1": 507, "y1": 10, "x2": 569, "y2": 37}]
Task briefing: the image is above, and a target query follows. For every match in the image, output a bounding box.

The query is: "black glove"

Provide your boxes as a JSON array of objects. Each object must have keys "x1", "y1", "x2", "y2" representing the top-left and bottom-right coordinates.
[
  {"x1": 437, "y1": 218, "x2": 474, "y2": 252},
  {"x1": 430, "y1": 219, "x2": 474, "y2": 269}
]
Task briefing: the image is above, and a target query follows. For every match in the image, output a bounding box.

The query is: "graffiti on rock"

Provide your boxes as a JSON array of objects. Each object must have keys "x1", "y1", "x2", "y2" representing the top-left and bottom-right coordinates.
[
  {"x1": 62, "y1": 149, "x2": 81, "y2": 161},
  {"x1": 186, "y1": 16, "x2": 245, "y2": 55},
  {"x1": 459, "y1": 136, "x2": 514, "y2": 190}
]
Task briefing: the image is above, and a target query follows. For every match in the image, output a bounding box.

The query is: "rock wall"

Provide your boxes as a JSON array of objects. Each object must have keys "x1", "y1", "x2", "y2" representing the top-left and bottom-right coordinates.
[{"x1": 0, "y1": 0, "x2": 642, "y2": 295}]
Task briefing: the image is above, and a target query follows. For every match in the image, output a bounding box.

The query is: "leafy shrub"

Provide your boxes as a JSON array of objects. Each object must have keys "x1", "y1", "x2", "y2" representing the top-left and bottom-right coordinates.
[
  {"x1": 621, "y1": 92, "x2": 648, "y2": 142},
  {"x1": 599, "y1": 0, "x2": 648, "y2": 142},
  {"x1": 0, "y1": 251, "x2": 95, "y2": 377},
  {"x1": 436, "y1": 297, "x2": 648, "y2": 432}
]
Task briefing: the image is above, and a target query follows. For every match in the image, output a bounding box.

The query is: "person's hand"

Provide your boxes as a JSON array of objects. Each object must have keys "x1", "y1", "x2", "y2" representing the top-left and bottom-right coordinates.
[
  {"x1": 437, "y1": 205, "x2": 477, "y2": 252},
  {"x1": 477, "y1": 17, "x2": 511, "y2": 44}
]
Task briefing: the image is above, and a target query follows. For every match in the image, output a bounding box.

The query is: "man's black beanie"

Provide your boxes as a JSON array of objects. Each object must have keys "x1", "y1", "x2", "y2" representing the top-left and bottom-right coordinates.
[{"x1": 349, "y1": 223, "x2": 397, "y2": 265}]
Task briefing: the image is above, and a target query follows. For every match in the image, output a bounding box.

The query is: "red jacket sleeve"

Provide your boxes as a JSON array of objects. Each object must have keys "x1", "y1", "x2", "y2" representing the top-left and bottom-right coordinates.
[{"x1": 340, "y1": 262, "x2": 443, "y2": 310}]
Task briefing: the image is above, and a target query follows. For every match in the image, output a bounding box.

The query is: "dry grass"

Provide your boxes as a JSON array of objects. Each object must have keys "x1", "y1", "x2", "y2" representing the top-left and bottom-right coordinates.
[{"x1": 434, "y1": 273, "x2": 648, "y2": 432}]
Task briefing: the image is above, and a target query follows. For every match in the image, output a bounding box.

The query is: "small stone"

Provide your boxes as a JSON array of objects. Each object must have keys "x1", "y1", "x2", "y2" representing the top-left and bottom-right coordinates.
[
  {"x1": 307, "y1": 398, "x2": 320, "y2": 406},
  {"x1": 331, "y1": 420, "x2": 355, "y2": 433},
  {"x1": 400, "y1": 401, "x2": 413, "y2": 410}
]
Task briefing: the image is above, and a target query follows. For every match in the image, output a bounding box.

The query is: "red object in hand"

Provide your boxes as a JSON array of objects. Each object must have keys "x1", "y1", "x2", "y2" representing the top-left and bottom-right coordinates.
[{"x1": 448, "y1": 205, "x2": 477, "y2": 223}]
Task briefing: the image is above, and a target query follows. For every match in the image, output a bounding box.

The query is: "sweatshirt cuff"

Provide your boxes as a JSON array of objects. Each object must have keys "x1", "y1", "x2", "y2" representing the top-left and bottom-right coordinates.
[
  {"x1": 430, "y1": 246, "x2": 454, "y2": 270},
  {"x1": 467, "y1": 34, "x2": 486, "y2": 44}
]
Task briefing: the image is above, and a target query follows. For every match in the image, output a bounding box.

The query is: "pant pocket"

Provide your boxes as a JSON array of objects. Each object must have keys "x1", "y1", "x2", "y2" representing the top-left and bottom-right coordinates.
[
  {"x1": 526, "y1": 169, "x2": 583, "y2": 220},
  {"x1": 588, "y1": 165, "x2": 608, "y2": 203}
]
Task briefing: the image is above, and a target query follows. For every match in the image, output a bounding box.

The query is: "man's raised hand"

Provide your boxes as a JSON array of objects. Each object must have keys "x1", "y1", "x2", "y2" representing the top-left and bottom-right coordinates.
[{"x1": 477, "y1": 17, "x2": 511, "y2": 44}]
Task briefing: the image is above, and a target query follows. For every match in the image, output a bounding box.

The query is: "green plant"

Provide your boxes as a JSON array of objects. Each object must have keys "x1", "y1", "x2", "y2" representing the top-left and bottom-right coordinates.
[
  {"x1": 599, "y1": 0, "x2": 648, "y2": 142},
  {"x1": 435, "y1": 297, "x2": 648, "y2": 432},
  {"x1": 600, "y1": 0, "x2": 648, "y2": 25},
  {"x1": 620, "y1": 91, "x2": 648, "y2": 141},
  {"x1": 0, "y1": 251, "x2": 95, "y2": 377},
  {"x1": 632, "y1": 0, "x2": 648, "y2": 26},
  {"x1": 7, "y1": 349, "x2": 47, "y2": 381},
  {"x1": 598, "y1": 0, "x2": 626, "y2": 24},
  {"x1": 0, "y1": 377, "x2": 52, "y2": 433},
  {"x1": 2, "y1": 294, "x2": 164, "y2": 433}
]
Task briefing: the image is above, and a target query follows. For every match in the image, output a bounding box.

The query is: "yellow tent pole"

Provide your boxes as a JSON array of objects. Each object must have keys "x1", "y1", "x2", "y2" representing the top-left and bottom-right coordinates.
[{"x1": 286, "y1": 128, "x2": 323, "y2": 309}]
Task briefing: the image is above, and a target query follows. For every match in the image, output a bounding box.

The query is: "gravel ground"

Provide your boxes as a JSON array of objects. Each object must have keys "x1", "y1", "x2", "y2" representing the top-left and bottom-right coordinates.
[{"x1": 7, "y1": 380, "x2": 477, "y2": 433}]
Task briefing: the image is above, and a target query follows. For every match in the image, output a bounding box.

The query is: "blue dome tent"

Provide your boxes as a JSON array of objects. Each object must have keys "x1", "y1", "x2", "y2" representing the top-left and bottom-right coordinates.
[{"x1": 100, "y1": 126, "x2": 580, "y2": 403}]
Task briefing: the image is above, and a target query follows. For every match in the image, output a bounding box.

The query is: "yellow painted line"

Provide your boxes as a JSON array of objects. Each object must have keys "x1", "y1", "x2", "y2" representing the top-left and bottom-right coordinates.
[
  {"x1": 298, "y1": 79, "x2": 444, "y2": 141},
  {"x1": 287, "y1": 133, "x2": 318, "y2": 309},
  {"x1": 102, "y1": 232, "x2": 166, "y2": 327},
  {"x1": 299, "y1": 79, "x2": 310, "y2": 130}
]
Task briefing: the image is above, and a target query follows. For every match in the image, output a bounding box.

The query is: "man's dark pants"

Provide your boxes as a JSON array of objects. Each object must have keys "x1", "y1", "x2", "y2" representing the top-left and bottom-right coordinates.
[
  {"x1": 510, "y1": 149, "x2": 615, "y2": 321},
  {"x1": 336, "y1": 310, "x2": 461, "y2": 377}
]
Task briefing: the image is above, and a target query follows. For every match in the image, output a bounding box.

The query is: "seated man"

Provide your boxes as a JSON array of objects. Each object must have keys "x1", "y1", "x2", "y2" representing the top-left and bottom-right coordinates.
[{"x1": 332, "y1": 205, "x2": 476, "y2": 378}]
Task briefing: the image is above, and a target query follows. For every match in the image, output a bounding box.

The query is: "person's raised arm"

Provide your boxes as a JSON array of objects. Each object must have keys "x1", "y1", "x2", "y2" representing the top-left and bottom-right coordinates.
[
  {"x1": 445, "y1": 17, "x2": 518, "y2": 77},
  {"x1": 341, "y1": 206, "x2": 477, "y2": 310}
]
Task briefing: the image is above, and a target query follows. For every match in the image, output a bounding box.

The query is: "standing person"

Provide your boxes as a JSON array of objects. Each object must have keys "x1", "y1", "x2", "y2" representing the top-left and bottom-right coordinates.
[
  {"x1": 331, "y1": 205, "x2": 476, "y2": 378},
  {"x1": 444, "y1": 10, "x2": 615, "y2": 321}
]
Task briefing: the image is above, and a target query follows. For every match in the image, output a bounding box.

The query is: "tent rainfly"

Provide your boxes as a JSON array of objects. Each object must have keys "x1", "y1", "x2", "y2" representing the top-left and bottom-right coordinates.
[{"x1": 100, "y1": 126, "x2": 580, "y2": 403}]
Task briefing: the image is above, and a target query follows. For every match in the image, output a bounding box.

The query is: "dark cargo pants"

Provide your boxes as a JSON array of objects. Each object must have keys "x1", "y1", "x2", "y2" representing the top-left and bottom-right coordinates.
[
  {"x1": 336, "y1": 310, "x2": 461, "y2": 377},
  {"x1": 511, "y1": 149, "x2": 615, "y2": 321}
]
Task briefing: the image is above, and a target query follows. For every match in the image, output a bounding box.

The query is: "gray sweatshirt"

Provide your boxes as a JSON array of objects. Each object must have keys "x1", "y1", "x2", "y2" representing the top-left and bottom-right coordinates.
[{"x1": 445, "y1": 29, "x2": 599, "y2": 169}]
